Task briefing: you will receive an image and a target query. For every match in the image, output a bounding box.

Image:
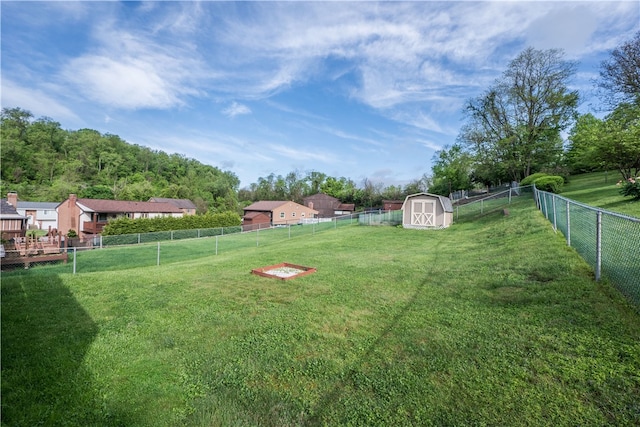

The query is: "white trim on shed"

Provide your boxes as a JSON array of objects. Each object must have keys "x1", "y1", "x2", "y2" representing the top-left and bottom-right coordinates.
[{"x1": 401, "y1": 193, "x2": 453, "y2": 229}]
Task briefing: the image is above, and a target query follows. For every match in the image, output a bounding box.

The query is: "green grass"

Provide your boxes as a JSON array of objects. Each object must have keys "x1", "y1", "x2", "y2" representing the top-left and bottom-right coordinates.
[
  {"x1": 2, "y1": 198, "x2": 640, "y2": 426},
  {"x1": 563, "y1": 171, "x2": 640, "y2": 218}
]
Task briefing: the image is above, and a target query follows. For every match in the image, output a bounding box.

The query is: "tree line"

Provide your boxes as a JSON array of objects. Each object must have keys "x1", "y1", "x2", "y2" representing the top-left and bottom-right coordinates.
[
  {"x1": 0, "y1": 108, "x2": 431, "y2": 213},
  {"x1": 2, "y1": 33, "x2": 638, "y2": 212},
  {"x1": 430, "y1": 33, "x2": 639, "y2": 195}
]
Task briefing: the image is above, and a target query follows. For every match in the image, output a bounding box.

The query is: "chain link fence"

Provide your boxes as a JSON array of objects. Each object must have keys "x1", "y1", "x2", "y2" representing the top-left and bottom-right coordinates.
[
  {"x1": 454, "y1": 186, "x2": 534, "y2": 221},
  {"x1": 358, "y1": 209, "x2": 403, "y2": 226},
  {"x1": 0, "y1": 214, "x2": 364, "y2": 275},
  {"x1": 535, "y1": 187, "x2": 640, "y2": 308}
]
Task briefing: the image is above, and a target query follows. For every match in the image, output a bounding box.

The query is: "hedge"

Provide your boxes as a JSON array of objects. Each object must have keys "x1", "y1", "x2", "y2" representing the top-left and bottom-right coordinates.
[
  {"x1": 102, "y1": 211, "x2": 242, "y2": 236},
  {"x1": 534, "y1": 175, "x2": 564, "y2": 193}
]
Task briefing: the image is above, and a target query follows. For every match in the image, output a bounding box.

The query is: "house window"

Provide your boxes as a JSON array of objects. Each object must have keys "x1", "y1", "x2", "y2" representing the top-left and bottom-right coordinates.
[
  {"x1": 292, "y1": 212, "x2": 296, "y2": 217},
  {"x1": 44, "y1": 210, "x2": 49, "y2": 215},
  {"x1": 280, "y1": 212, "x2": 285, "y2": 218},
  {"x1": 98, "y1": 213, "x2": 108, "y2": 222},
  {"x1": 301, "y1": 213, "x2": 305, "y2": 217}
]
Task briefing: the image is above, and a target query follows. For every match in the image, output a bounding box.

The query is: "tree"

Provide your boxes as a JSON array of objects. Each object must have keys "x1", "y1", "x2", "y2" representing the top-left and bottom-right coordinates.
[
  {"x1": 403, "y1": 174, "x2": 432, "y2": 195},
  {"x1": 566, "y1": 113, "x2": 604, "y2": 173},
  {"x1": 429, "y1": 144, "x2": 473, "y2": 196},
  {"x1": 460, "y1": 47, "x2": 579, "y2": 183},
  {"x1": 597, "y1": 31, "x2": 640, "y2": 107},
  {"x1": 596, "y1": 103, "x2": 640, "y2": 180}
]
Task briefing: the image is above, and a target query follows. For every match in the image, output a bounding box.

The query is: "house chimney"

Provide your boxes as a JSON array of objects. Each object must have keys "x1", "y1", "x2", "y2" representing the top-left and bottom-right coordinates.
[
  {"x1": 308, "y1": 201, "x2": 314, "y2": 210},
  {"x1": 7, "y1": 192, "x2": 18, "y2": 207},
  {"x1": 68, "y1": 193, "x2": 77, "y2": 207}
]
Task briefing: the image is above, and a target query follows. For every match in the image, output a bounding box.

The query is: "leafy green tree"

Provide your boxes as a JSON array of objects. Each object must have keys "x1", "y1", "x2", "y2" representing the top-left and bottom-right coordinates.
[
  {"x1": 596, "y1": 103, "x2": 640, "y2": 180},
  {"x1": 429, "y1": 144, "x2": 473, "y2": 196},
  {"x1": 566, "y1": 113, "x2": 604, "y2": 173},
  {"x1": 460, "y1": 48, "x2": 578, "y2": 182}
]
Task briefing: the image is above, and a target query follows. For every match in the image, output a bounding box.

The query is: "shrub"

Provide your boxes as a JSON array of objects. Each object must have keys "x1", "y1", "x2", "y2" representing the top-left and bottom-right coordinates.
[
  {"x1": 617, "y1": 177, "x2": 640, "y2": 200},
  {"x1": 520, "y1": 173, "x2": 549, "y2": 187},
  {"x1": 67, "y1": 229, "x2": 78, "y2": 238},
  {"x1": 534, "y1": 176, "x2": 564, "y2": 193},
  {"x1": 102, "y1": 211, "x2": 242, "y2": 236}
]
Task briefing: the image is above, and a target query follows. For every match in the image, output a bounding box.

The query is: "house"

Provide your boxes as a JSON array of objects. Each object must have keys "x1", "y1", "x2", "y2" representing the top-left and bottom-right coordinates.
[
  {"x1": 302, "y1": 193, "x2": 355, "y2": 218},
  {"x1": 0, "y1": 197, "x2": 27, "y2": 241},
  {"x1": 5, "y1": 192, "x2": 59, "y2": 231},
  {"x1": 57, "y1": 194, "x2": 184, "y2": 239},
  {"x1": 383, "y1": 200, "x2": 404, "y2": 211},
  {"x1": 148, "y1": 197, "x2": 197, "y2": 215},
  {"x1": 243, "y1": 201, "x2": 319, "y2": 231},
  {"x1": 401, "y1": 193, "x2": 453, "y2": 229}
]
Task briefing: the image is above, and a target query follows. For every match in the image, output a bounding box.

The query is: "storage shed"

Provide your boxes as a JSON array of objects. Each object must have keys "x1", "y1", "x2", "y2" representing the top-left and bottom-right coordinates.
[{"x1": 401, "y1": 193, "x2": 453, "y2": 229}]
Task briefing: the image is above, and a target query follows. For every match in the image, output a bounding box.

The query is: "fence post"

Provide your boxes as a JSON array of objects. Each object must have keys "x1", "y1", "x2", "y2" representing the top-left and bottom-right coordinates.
[
  {"x1": 509, "y1": 188, "x2": 512, "y2": 204},
  {"x1": 171, "y1": 231, "x2": 174, "y2": 241},
  {"x1": 481, "y1": 200, "x2": 484, "y2": 214},
  {"x1": 256, "y1": 228, "x2": 259, "y2": 246},
  {"x1": 552, "y1": 195, "x2": 557, "y2": 232},
  {"x1": 73, "y1": 247, "x2": 77, "y2": 274},
  {"x1": 157, "y1": 242, "x2": 160, "y2": 266},
  {"x1": 215, "y1": 235, "x2": 218, "y2": 255},
  {"x1": 595, "y1": 210, "x2": 602, "y2": 281},
  {"x1": 138, "y1": 233, "x2": 141, "y2": 244},
  {"x1": 566, "y1": 200, "x2": 571, "y2": 246},
  {"x1": 100, "y1": 235, "x2": 103, "y2": 249},
  {"x1": 198, "y1": 229, "x2": 200, "y2": 239}
]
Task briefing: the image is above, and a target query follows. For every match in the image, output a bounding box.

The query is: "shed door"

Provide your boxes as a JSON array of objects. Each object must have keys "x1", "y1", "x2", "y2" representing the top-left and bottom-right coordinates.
[{"x1": 411, "y1": 200, "x2": 435, "y2": 226}]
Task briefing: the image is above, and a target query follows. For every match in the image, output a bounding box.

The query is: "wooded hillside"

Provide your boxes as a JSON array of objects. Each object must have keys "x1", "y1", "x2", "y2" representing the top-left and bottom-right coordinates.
[{"x1": 1, "y1": 108, "x2": 240, "y2": 213}]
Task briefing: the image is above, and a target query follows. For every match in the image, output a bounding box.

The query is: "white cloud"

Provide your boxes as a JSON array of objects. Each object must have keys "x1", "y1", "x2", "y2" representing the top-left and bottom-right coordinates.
[
  {"x1": 0, "y1": 79, "x2": 79, "y2": 122},
  {"x1": 222, "y1": 102, "x2": 251, "y2": 118},
  {"x1": 60, "y1": 22, "x2": 209, "y2": 110}
]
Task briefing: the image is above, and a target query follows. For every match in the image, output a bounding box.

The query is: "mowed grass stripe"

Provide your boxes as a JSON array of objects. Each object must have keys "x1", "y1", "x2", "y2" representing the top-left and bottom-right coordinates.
[{"x1": 2, "y1": 198, "x2": 639, "y2": 426}]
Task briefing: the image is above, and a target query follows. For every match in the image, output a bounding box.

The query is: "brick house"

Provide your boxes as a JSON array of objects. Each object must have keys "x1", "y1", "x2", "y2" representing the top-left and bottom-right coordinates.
[
  {"x1": 57, "y1": 194, "x2": 184, "y2": 239},
  {"x1": 302, "y1": 193, "x2": 354, "y2": 218},
  {"x1": 243, "y1": 201, "x2": 319, "y2": 231}
]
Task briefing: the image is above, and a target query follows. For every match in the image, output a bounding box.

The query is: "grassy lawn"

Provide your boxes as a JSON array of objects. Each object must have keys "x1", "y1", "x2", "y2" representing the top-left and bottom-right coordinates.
[
  {"x1": 563, "y1": 171, "x2": 640, "y2": 218},
  {"x1": 2, "y1": 198, "x2": 640, "y2": 426}
]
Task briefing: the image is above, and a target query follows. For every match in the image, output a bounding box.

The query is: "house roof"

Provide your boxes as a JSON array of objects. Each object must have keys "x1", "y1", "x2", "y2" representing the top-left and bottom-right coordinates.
[
  {"x1": 244, "y1": 201, "x2": 289, "y2": 212},
  {"x1": 244, "y1": 211, "x2": 270, "y2": 220},
  {"x1": 303, "y1": 193, "x2": 338, "y2": 202},
  {"x1": 17, "y1": 201, "x2": 59, "y2": 210},
  {"x1": 74, "y1": 198, "x2": 183, "y2": 214},
  {"x1": 402, "y1": 193, "x2": 453, "y2": 213},
  {"x1": 337, "y1": 203, "x2": 355, "y2": 211},
  {"x1": 148, "y1": 197, "x2": 197, "y2": 210},
  {"x1": 0, "y1": 199, "x2": 26, "y2": 219}
]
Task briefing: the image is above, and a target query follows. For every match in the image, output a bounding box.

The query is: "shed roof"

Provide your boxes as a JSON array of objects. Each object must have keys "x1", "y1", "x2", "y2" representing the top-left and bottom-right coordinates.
[
  {"x1": 73, "y1": 199, "x2": 183, "y2": 214},
  {"x1": 402, "y1": 193, "x2": 453, "y2": 213}
]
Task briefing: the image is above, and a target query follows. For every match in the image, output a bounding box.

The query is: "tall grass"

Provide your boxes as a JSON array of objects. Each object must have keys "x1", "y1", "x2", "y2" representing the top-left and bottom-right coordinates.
[{"x1": 2, "y1": 198, "x2": 639, "y2": 426}]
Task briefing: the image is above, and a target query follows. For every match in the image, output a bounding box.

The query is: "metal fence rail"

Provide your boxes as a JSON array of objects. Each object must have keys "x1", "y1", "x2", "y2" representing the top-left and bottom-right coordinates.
[
  {"x1": 0, "y1": 213, "x2": 366, "y2": 274},
  {"x1": 534, "y1": 187, "x2": 640, "y2": 308},
  {"x1": 454, "y1": 186, "x2": 534, "y2": 221}
]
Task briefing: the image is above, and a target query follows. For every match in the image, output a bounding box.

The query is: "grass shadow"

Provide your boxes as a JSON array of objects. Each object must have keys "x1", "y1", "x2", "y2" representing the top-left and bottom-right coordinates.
[{"x1": 1, "y1": 273, "x2": 129, "y2": 425}]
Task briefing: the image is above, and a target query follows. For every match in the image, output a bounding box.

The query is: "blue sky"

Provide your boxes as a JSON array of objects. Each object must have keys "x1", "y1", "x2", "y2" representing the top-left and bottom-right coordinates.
[{"x1": 1, "y1": 1, "x2": 638, "y2": 189}]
